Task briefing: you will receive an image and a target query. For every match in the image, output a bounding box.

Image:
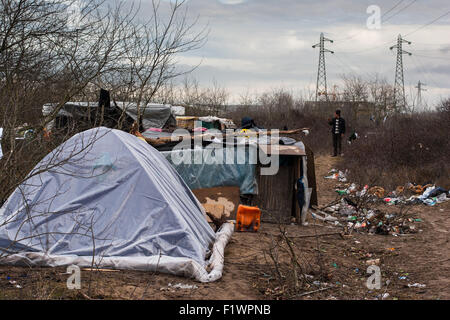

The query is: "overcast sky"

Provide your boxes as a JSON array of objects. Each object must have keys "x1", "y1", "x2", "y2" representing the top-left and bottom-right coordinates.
[{"x1": 145, "y1": 0, "x2": 450, "y2": 107}]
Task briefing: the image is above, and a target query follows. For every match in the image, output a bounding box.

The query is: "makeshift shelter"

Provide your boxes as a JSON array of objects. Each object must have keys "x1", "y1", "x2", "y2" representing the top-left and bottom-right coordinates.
[
  {"x1": 0, "y1": 127, "x2": 233, "y2": 282},
  {"x1": 42, "y1": 101, "x2": 131, "y2": 132},
  {"x1": 115, "y1": 102, "x2": 176, "y2": 130},
  {"x1": 156, "y1": 133, "x2": 317, "y2": 225},
  {"x1": 176, "y1": 116, "x2": 236, "y2": 131},
  {"x1": 255, "y1": 142, "x2": 317, "y2": 224},
  {"x1": 42, "y1": 102, "x2": 178, "y2": 132}
]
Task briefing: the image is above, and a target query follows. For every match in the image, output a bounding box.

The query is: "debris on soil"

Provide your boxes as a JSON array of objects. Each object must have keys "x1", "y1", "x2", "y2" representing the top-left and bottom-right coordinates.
[
  {"x1": 324, "y1": 169, "x2": 348, "y2": 182},
  {"x1": 9, "y1": 280, "x2": 22, "y2": 289},
  {"x1": 407, "y1": 283, "x2": 426, "y2": 288},
  {"x1": 315, "y1": 176, "x2": 449, "y2": 236},
  {"x1": 312, "y1": 197, "x2": 421, "y2": 236},
  {"x1": 324, "y1": 169, "x2": 449, "y2": 208},
  {"x1": 168, "y1": 283, "x2": 198, "y2": 290},
  {"x1": 366, "y1": 259, "x2": 380, "y2": 266}
]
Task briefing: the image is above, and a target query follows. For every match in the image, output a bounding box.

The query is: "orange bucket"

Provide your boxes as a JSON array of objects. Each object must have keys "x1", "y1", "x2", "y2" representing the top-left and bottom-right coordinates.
[{"x1": 235, "y1": 205, "x2": 261, "y2": 232}]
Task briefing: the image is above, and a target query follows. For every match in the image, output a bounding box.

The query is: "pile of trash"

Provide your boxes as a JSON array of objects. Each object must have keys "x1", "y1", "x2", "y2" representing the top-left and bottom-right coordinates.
[
  {"x1": 384, "y1": 185, "x2": 448, "y2": 207},
  {"x1": 324, "y1": 170, "x2": 449, "y2": 207},
  {"x1": 312, "y1": 198, "x2": 421, "y2": 236},
  {"x1": 318, "y1": 170, "x2": 449, "y2": 235}
]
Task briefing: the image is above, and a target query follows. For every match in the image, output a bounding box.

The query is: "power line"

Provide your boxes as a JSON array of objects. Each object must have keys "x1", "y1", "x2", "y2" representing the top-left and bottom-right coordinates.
[
  {"x1": 328, "y1": 53, "x2": 348, "y2": 74},
  {"x1": 333, "y1": 0, "x2": 417, "y2": 45},
  {"x1": 338, "y1": 5, "x2": 450, "y2": 55},
  {"x1": 414, "y1": 53, "x2": 450, "y2": 61},
  {"x1": 383, "y1": 0, "x2": 405, "y2": 18},
  {"x1": 410, "y1": 55, "x2": 441, "y2": 88},
  {"x1": 404, "y1": 9, "x2": 450, "y2": 37},
  {"x1": 339, "y1": 8, "x2": 450, "y2": 55},
  {"x1": 414, "y1": 48, "x2": 449, "y2": 52},
  {"x1": 339, "y1": 38, "x2": 395, "y2": 55},
  {"x1": 382, "y1": 0, "x2": 418, "y2": 23}
]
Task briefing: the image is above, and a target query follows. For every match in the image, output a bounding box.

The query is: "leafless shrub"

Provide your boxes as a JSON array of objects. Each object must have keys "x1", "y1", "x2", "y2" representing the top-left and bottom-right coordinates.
[
  {"x1": 0, "y1": 0, "x2": 207, "y2": 298},
  {"x1": 342, "y1": 109, "x2": 450, "y2": 189}
]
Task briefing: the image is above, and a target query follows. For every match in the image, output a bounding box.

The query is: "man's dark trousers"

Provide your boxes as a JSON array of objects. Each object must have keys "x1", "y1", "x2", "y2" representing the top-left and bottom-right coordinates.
[{"x1": 333, "y1": 133, "x2": 342, "y2": 156}]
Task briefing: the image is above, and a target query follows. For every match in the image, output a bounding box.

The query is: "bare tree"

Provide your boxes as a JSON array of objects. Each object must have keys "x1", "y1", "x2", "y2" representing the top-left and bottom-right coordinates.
[
  {"x1": 103, "y1": 0, "x2": 207, "y2": 125},
  {"x1": 0, "y1": 0, "x2": 142, "y2": 204},
  {"x1": 341, "y1": 73, "x2": 369, "y2": 103},
  {"x1": 199, "y1": 79, "x2": 229, "y2": 114},
  {"x1": 1, "y1": 0, "x2": 208, "y2": 198},
  {"x1": 367, "y1": 73, "x2": 395, "y2": 122},
  {"x1": 179, "y1": 76, "x2": 202, "y2": 107},
  {"x1": 0, "y1": 1, "x2": 209, "y2": 276}
]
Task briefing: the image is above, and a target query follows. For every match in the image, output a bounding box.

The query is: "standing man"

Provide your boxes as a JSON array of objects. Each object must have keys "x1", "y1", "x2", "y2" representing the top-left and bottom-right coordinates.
[{"x1": 328, "y1": 109, "x2": 346, "y2": 157}]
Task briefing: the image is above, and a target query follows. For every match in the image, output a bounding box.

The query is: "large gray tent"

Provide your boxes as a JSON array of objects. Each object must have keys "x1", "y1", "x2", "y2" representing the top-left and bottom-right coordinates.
[{"x1": 0, "y1": 127, "x2": 233, "y2": 281}]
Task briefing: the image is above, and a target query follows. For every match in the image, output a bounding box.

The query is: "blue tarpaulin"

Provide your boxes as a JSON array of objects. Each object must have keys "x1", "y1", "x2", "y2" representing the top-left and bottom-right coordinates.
[{"x1": 162, "y1": 144, "x2": 258, "y2": 195}]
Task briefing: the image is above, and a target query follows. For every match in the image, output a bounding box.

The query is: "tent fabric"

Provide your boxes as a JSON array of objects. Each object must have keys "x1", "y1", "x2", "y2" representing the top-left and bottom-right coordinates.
[
  {"x1": 0, "y1": 223, "x2": 234, "y2": 283},
  {"x1": 115, "y1": 102, "x2": 174, "y2": 129},
  {"x1": 0, "y1": 127, "x2": 230, "y2": 281},
  {"x1": 162, "y1": 144, "x2": 258, "y2": 195}
]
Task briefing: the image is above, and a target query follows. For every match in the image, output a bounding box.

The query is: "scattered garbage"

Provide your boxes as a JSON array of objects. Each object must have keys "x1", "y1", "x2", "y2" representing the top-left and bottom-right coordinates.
[
  {"x1": 366, "y1": 259, "x2": 380, "y2": 266},
  {"x1": 325, "y1": 169, "x2": 347, "y2": 182},
  {"x1": 313, "y1": 197, "x2": 421, "y2": 236},
  {"x1": 339, "y1": 205, "x2": 356, "y2": 216},
  {"x1": 323, "y1": 173, "x2": 448, "y2": 208},
  {"x1": 167, "y1": 283, "x2": 198, "y2": 290},
  {"x1": 407, "y1": 283, "x2": 426, "y2": 288},
  {"x1": 8, "y1": 280, "x2": 22, "y2": 289},
  {"x1": 369, "y1": 186, "x2": 385, "y2": 199},
  {"x1": 311, "y1": 211, "x2": 338, "y2": 222}
]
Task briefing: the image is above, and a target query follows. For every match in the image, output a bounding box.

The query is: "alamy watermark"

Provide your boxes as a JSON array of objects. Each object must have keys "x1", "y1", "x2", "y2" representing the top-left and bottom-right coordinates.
[
  {"x1": 366, "y1": 5, "x2": 381, "y2": 30},
  {"x1": 66, "y1": 0, "x2": 82, "y2": 29},
  {"x1": 66, "y1": 265, "x2": 81, "y2": 290},
  {"x1": 366, "y1": 265, "x2": 382, "y2": 290}
]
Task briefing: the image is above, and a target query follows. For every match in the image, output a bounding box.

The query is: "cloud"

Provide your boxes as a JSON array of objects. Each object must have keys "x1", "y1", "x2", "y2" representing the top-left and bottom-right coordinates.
[
  {"x1": 217, "y1": 0, "x2": 248, "y2": 4},
  {"x1": 149, "y1": 0, "x2": 450, "y2": 106}
]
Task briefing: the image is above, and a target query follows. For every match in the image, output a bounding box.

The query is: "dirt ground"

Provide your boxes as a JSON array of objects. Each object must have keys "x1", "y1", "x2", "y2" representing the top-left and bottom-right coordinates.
[{"x1": 0, "y1": 155, "x2": 448, "y2": 300}]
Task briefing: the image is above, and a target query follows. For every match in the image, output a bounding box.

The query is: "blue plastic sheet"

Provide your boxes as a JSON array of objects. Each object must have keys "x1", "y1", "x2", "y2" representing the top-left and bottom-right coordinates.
[{"x1": 162, "y1": 144, "x2": 258, "y2": 195}]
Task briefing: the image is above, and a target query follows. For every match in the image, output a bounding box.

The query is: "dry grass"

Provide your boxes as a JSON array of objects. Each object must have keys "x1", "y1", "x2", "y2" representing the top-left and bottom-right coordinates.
[{"x1": 342, "y1": 108, "x2": 450, "y2": 190}]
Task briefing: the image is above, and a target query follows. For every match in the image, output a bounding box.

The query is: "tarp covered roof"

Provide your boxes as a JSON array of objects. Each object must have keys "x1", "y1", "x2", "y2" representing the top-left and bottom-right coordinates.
[{"x1": 43, "y1": 102, "x2": 180, "y2": 130}]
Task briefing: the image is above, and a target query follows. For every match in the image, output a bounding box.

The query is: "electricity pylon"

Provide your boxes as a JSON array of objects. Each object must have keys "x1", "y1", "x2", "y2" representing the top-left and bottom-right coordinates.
[
  {"x1": 415, "y1": 80, "x2": 426, "y2": 110},
  {"x1": 389, "y1": 34, "x2": 412, "y2": 112},
  {"x1": 313, "y1": 33, "x2": 334, "y2": 102}
]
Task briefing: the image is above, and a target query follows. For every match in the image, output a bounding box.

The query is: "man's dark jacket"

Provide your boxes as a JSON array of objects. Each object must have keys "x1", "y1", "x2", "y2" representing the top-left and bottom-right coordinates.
[{"x1": 328, "y1": 117, "x2": 346, "y2": 134}]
